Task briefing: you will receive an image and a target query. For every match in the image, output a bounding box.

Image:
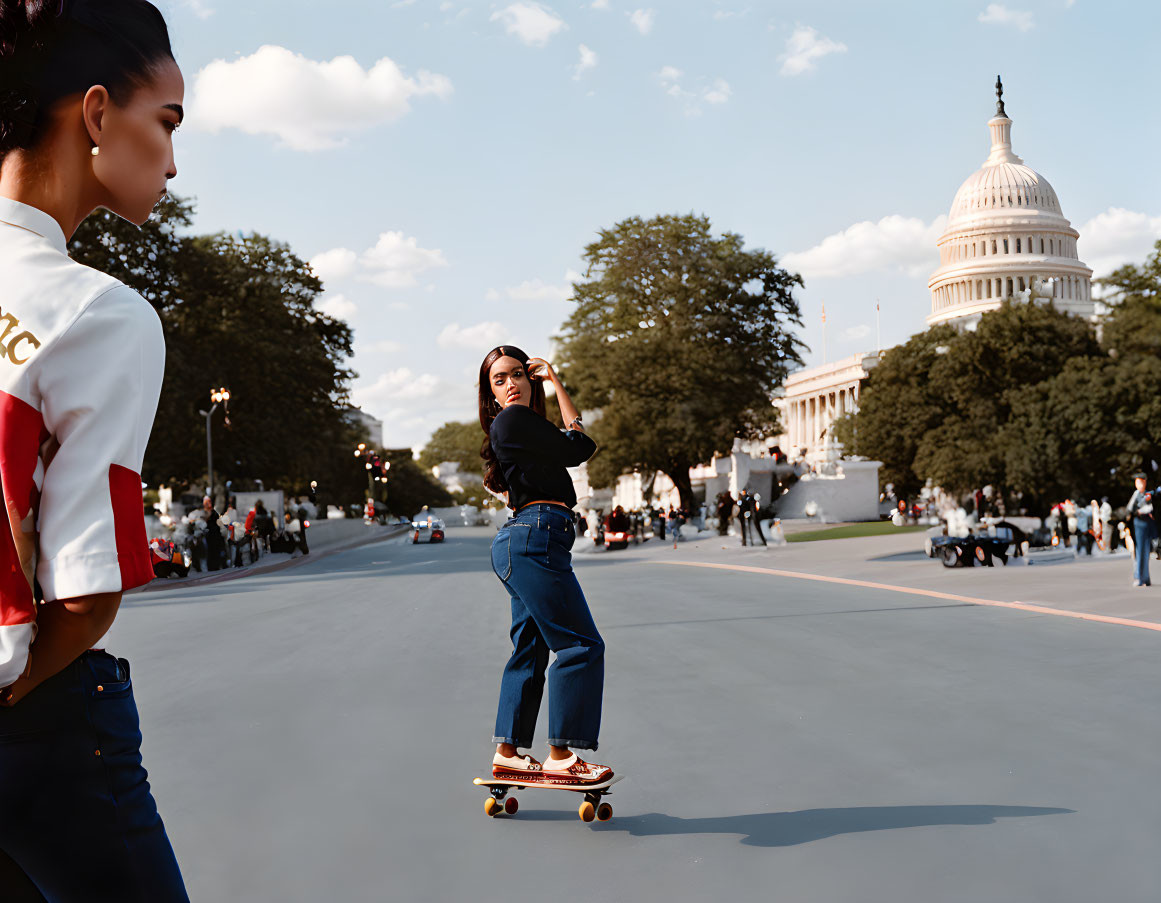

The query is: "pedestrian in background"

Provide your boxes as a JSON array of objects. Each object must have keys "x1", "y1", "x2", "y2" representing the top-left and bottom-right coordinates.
[
  {"x1": 1127, "y1": 473, "x2": 1157, "y2": 587},
  {"x1": 0, "y1": 0, "x2": 188, "y2": 896},
  {"x1": 716, "y1": 491, "x2": 734, "y2": 536},
  {"x1": 1074, "y1": 502, "x2": 1093, "y2": 556}
]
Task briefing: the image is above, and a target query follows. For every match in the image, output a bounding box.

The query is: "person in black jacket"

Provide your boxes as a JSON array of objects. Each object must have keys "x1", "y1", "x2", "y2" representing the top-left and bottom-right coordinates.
[{"x1": 479, "y1": 345, "x2": 613, "y2": 786}]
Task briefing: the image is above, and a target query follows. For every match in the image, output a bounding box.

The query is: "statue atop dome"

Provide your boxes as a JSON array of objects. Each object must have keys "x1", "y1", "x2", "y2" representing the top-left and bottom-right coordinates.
[{"x1": 995, "y1": 75, "x2": 1007, "y2": 118}]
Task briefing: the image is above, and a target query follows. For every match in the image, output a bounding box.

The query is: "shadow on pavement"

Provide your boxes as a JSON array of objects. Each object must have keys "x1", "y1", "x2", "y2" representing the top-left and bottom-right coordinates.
[
  {"x1": 517, "y1": 804, "x2": 1073, "y2": 847},
  {"x1": 867, "y1": 551, "x2": 932, "y2": 562},
  {"x1": 603, "y1": 603, "x2": 976, "y2": 631}
]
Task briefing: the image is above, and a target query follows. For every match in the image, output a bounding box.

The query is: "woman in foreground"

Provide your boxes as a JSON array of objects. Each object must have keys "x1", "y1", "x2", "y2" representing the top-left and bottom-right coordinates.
[
  {"x1": 479, "y1": 345, "x2": 613, "y2": 785},
  {"x1": 0, "y1": 0, "x2": 188, "y2": 898}
]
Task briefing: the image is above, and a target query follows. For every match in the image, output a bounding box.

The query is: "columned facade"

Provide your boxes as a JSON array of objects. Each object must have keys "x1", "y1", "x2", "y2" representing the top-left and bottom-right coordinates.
[{"x1": 776, "y1": 353, "x2": 879, "y2": 463}]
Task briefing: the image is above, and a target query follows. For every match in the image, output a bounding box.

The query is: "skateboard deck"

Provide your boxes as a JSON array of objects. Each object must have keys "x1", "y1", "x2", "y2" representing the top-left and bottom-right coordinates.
[{"x1": 473, "y1": 774, "x2": 624, "y2": 821}]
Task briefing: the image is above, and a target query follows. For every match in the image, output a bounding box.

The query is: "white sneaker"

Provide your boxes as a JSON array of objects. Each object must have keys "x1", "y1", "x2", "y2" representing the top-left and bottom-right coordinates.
[
  {"x1": 492, "y1": 751, "x2": 542, "y2": 778},
  {"x1": 541, "y1": 753, "x2": 613, "y2": 785}
]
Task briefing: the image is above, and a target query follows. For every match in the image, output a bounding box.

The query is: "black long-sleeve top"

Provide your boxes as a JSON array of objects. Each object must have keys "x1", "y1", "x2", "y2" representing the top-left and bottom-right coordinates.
[{"x1": 489, "y1": 403, "x2": 597, "y2": 511}]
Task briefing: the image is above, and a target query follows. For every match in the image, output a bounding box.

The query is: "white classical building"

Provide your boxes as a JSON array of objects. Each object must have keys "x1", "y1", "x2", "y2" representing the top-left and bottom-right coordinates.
[
  {"x1": 774, "y1": 77, "x2": 1093, "y2": 464},
  {"x1": 775, "y1": 352, "x2": 879, "y2": 463},
  {"x1": 927, "y1": 77, "x2": 1094, "y2": 326}
]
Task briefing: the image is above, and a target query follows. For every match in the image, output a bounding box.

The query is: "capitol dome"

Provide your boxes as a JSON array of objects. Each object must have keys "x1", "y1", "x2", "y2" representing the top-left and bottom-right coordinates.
[{"x1": 927, "y1": 78, "x2": 1094, "y2": 326}]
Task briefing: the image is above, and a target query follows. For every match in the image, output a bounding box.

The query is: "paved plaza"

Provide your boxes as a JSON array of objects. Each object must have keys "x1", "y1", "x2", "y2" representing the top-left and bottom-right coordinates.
[{"x1": 115, "y1": 525, "x2": 1161, "y2": 902}]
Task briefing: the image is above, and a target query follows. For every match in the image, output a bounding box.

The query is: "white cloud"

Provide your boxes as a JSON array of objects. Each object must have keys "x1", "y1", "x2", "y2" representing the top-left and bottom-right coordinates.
[
  {"x1": 507, "y1": 279, "x2": 569, "y2": 301},
  {"x1": 1077, "y1": 207, "x2": 1161, "y2": 277},
  {"x1": 491, "y1": 3, "x2": 566, "y2": 46},
  {"x1": 573, "y1": 44, "x2": 598, "y2": 79},
  {"x1": 704, "y1": 78, "x2": 731, "y2": 104},
  {"x1": 782, "y1": 215, "x2": 947, "y2": 280},
  {"x1": 309, "y1": 247, "x2": 358, "y2": 283},
  {"x1": 359, "y1": 232, "x2": 449, "y2": 288},
  {"x1": 312, "y1": 232, "x2": 448, "y2": 290},
  {"x1": 629, "y1": 8, "x2": 655, "y2": 34},
  {"x1": 437, "y1": 321, "x2": 508, "y2": 349},
  {"x1": 188, "y1": 45, "x2": 452, "y2": 151},
  {"x1": 358, "y1": 339, "x2": 405, "y2": 354},
  {"x1": 510, "y1": 271, "x2": 579, "y2": 301},
  {"x1": 978, "y1": 3, "x2": 1034, "y2": 31},
  {"x1": 590, "y1": 0, "x2": 609, "y2": 8},
  {"x1": 317, "y1": 293, "x2": 358, "y2": 319},
  {"x1": 178, "y1": 0, "x2": 214, "y2": 19},
  {"x1": 842, "y1": 324, "x2": 872, "y2": 341},
  {"x1": 497, "y1": 269, "x2": 581, "y2": 302},
  {"x1": 778, "y1": 25, "x2": 847, "y2": 76},
  {"x1": 657, "y1": 67, "x2": 730, "y2": 114},
  {"x1": 353, "y1": 368, "x2": 442, "y2": 411}
]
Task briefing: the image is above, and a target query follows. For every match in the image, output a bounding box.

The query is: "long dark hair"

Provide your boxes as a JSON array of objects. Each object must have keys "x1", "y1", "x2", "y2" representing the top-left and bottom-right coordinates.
[
  {"x1": 0, "y1": 0, "x2": 174, "y2": 158},
  {"x1": 478, "y1": 345, "x2": 546, "y2": 496}
]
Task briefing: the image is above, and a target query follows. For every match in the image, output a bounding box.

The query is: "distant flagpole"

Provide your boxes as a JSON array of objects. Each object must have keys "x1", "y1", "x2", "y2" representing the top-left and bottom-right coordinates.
[
  {"x1": 875, "y1": 299, "x2": 881, "y2": 354},
  {"x1": 821, "y1": 301, "x2": 828, "y2": 364}
]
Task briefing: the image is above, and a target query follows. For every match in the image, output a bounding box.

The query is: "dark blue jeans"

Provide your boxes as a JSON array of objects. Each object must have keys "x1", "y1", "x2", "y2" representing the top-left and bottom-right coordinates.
[
  {"x1": 0, "y1": 651, "x2": 188, "y2": 902},
  {"x1": 1132, "y1": 519, "x2": 1154, "y2": 585},
  {"x1": 491, "y1": 504, "x2": 605, "y2": 751}
]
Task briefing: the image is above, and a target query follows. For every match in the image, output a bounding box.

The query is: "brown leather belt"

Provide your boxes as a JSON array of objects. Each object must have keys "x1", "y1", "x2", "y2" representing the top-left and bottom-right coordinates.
[{"x1": 516, "y1": 499, "x2": 574, "y2": 515}]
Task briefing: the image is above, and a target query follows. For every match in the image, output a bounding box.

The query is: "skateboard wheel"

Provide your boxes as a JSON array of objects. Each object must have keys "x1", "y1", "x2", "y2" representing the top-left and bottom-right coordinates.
[
  {"x1": 596, "y1": 803, "x2": 613, "y2": 821},
  {"x1": 578, "y1": 801, "x2": 596, "y2": 822},
  {"x1": 504, "y1": 797, "x2": 519, "y2": 815},
  {"x1": 484, "y1": 798, "x2": 501, "y2": 817}
]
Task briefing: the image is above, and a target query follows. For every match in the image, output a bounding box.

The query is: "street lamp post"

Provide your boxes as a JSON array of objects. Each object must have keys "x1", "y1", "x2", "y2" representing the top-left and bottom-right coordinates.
[
  {"x1": 200, "y1": 387, "x2": 230, "y2": 501},
  {"x1": 354, "y1": 445, "x2": 392, "y2": 513},
  {"x1": 354, "y1": 443, "x2": 374, "y2": 500}
]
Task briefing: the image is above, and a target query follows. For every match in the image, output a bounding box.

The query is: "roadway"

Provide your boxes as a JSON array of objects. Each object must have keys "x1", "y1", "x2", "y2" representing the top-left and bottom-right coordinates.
[{"x1": 109, "y1": 525, "x2": 1161, "y2": 902}]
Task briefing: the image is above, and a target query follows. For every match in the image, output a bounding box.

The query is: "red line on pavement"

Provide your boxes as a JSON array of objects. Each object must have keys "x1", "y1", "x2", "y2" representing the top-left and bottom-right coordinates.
[{"x1": 648, "y1": 560, "x2": 1161, "y2": 634}]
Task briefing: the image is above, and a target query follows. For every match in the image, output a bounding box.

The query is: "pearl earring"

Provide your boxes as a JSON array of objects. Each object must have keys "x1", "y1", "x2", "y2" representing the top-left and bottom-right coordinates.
[{"x1": 91, "y1": 146, "x2": 99, "y2": 157}]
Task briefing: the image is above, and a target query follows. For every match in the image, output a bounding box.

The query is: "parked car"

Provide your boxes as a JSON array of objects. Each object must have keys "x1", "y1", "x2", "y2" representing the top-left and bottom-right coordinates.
[
  {"x1": 928, "y1": 532, "x2": 1012, "y2": 568},
  {"x1": 602, "y1": 508, "x2": 637, "y2": 551}
]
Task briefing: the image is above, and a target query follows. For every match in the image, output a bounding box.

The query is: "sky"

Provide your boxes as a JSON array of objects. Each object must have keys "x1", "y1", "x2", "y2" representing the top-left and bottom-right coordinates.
[{"x1": 155, "y1": 0, "x2": 1161, "y2": 451}]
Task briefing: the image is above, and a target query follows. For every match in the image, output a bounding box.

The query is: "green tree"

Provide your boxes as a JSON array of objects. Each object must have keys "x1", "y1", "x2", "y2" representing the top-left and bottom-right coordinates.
[
  {"x1": 840, "y1": 301, "x2": 1101, "y2": 503},
  {"x1": 68, "y1": 198, "x2": 357, "y2": 496},
  {"x1": 1098, "y1": 239, "x2": 1161, "y2": 360},
  {"x1": 833, "y1": 325, "x2": 957, "y2": 498},
  {"x1": 556, "y1": 213, "x2": 805, "y2": 510},
  {"x1": 381, "y1": 448, "x2": 453, "y2": 517},
  {"x1": 418, "y1": 420, "x2": 485, "y2": 474},
  {"x1": 911, "y1": 301, "x2": 1100, "y2": 493},
  {"x1": 1002, "y1": 355, "x2": 1161, "y2": 509}
]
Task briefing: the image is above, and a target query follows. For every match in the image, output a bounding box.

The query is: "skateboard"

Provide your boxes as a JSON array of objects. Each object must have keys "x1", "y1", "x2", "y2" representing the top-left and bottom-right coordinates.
[{"x1": 472, "y1": 774, "x2": 624, "y2": 822}]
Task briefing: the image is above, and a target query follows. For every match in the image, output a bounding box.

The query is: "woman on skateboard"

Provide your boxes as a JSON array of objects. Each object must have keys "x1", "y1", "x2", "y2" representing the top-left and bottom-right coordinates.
[
  {"x1": 0, "y1": 1, "x2": 188, "y2": 897},
  {"x1": 479, "y1": 345, "x2": 613, "y2": 786}
]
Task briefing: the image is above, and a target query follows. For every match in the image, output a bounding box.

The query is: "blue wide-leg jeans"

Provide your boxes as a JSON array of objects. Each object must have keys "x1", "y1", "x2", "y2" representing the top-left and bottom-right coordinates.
[
  {"x1": 1132, "y1": 519, "x2": 1153, "y2": 585},
  {"x1": 491, "y1": 504, "x2": 605, "y2": 751},
  {"x1": 0, "y1": 650, "x2": 188, "y2": 902}
]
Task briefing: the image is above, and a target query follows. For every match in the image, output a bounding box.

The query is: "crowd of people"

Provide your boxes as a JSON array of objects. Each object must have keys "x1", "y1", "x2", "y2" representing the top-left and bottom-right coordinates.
[
  {"x1": 715, "y1": 489, "x2": 772, "y2": 547},
  {"x1": 575, "y1": 492, "x2": 788, "y2": 551},
  {"x1": 580, "y1": 504, "x2": 699, "y2": 547},
  {"x1": 150, "y1": 495, "x2": 313, "y2": 578},
  {"x1": 886, "y1": 474, "x2": 1161, "y2": 586}
]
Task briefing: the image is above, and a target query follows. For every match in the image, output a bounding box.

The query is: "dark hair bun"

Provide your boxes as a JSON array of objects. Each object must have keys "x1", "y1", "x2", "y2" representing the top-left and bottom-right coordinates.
[
  {"x1": 0, "y1": 0, "x2": 173, "y2": 158},
  {"x1": 0, "y1": 1, "x2": 59, "y2": 58},
  {"x1": 0, "y1": 1, "x2": 62, "y2": 151}
]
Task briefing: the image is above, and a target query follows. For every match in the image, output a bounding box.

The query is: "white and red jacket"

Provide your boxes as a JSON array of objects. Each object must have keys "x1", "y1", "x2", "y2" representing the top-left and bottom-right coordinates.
[{"x1": 0, "y1": 198, "x2": 164, "y2": 688}]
